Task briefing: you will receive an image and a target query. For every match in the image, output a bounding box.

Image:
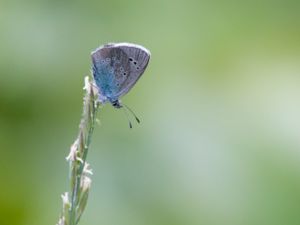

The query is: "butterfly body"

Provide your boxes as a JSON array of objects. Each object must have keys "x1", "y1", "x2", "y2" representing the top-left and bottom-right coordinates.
[{"x1": 91, "y1": 43, "x2": 151, "y2": 108}]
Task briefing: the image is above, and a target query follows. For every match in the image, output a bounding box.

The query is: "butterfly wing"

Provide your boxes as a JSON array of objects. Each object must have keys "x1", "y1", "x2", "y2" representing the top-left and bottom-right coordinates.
[
  {"x1": 113, "y1": 43, "x2": 151, "y2": 98},
  {"x1": 91, "y1": 44, "x2": 131, "y2": 102},
  {"x1": 91, "y1": 43, "x2": 150, "y2": 102}
]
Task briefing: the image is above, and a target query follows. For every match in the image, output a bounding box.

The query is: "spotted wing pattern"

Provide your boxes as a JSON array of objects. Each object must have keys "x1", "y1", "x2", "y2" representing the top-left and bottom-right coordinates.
[{"x1": 114, "y1": 43, "x2": 151, "y2": 97}]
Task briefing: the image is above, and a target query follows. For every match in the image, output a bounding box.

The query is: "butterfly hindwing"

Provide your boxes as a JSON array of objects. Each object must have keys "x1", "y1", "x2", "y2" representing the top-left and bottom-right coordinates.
[{"x1": 91, "y1": 45, "x2": 130, "y2": 101}]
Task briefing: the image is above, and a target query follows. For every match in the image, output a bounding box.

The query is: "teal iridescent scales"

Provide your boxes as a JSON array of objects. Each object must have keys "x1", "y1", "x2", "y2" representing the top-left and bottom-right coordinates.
[{"x1": 91, "y1": 43, "x2": 151, "y2": 108}]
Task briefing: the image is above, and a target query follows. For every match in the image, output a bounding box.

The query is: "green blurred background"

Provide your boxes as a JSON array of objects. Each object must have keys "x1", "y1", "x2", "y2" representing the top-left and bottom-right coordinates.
[{"x1": 1, "y1": 0, "x2": 300, "y2": 225}]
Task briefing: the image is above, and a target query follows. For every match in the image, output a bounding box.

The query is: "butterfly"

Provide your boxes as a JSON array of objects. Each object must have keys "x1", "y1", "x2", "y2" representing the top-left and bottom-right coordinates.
[{"x1": 91, "y1": 42, "x2": 151, "y2": 127}]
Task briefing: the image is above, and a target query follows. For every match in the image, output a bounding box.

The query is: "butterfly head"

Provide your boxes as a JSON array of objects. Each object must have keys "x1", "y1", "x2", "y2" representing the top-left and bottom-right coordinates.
[{"x1": 111, "y1": 99, "x2": 122, "y2": 109}]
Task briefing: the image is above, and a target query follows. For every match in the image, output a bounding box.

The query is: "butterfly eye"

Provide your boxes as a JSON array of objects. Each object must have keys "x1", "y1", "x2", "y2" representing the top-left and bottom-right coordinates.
[{"x1": 129, "y1": 58, "x2": 133, "y2": 61}]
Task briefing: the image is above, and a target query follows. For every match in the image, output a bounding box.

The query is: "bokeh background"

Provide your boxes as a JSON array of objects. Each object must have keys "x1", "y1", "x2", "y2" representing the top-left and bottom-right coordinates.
[{"x1": 1, "y1": 0, "x2": 300, "y2": 225}]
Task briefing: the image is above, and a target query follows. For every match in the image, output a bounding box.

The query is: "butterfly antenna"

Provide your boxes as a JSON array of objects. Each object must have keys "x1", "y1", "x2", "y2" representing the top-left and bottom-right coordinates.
[
  {"x1": 121, "y1": 107, "x2": 133, "y2": 128},
  {"x1": 123, "y1": 103, "x2": 140, "y2": 123}
]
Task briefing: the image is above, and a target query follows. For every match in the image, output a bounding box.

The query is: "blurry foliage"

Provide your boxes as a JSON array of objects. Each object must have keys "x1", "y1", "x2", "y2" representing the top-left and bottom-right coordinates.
[{"x1": 0, "y1": 0, "x2": 300, "y2": 225}]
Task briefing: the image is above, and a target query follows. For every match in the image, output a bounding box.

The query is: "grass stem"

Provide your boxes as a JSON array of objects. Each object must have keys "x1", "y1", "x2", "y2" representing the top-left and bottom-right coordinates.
[{"x1": 56, "y1": 76, "x2": 99, "y2": 225}]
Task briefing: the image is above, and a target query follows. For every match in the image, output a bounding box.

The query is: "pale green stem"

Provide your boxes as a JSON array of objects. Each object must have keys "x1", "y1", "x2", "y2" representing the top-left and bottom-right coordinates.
[
  {"x1": 56, "y1": 76, "x2": 99, "y2": 225},
  {"x1": 69, "y1": 105, "x2": 98, "y2": 225}
]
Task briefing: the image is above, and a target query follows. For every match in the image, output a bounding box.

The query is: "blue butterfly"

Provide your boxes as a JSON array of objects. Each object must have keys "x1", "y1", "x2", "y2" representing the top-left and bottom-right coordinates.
[{"x1": 91, "y1": 43, "x2": 151, "y2": 127}]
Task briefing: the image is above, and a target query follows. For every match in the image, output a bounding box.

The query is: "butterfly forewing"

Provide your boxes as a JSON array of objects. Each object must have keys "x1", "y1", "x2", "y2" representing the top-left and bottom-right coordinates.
[{"x1": 115, "y1": 44, "x2": 151, "y2": 97}]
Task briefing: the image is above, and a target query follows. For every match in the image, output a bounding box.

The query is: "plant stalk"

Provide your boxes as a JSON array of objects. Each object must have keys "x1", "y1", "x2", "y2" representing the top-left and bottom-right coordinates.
[{"x1": 56, "y1": 76, "x2": 99, "y2": 225}]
